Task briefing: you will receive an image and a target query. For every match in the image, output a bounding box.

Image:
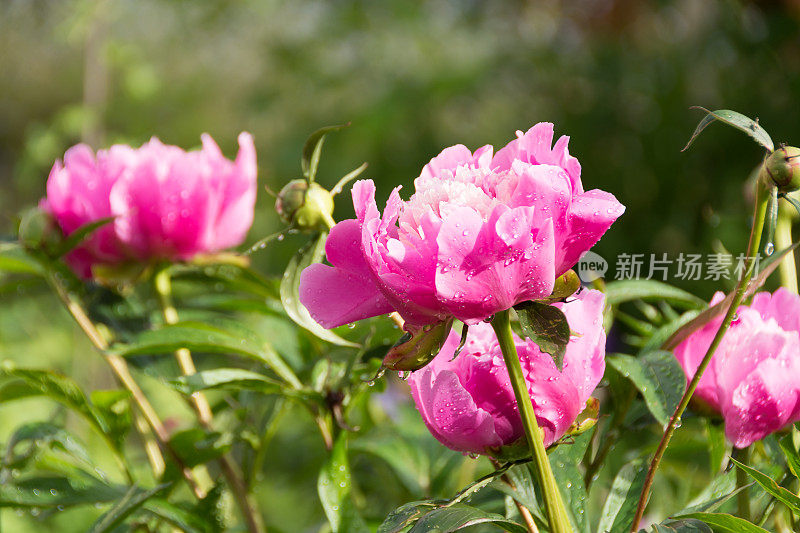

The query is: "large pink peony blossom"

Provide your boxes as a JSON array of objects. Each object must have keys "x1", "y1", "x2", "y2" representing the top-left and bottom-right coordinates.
[
  {"x1": 299, "y1": 123, "x2": 624, "y2": 327},
  {"x1": 675, "y1": 288, "x2": 800, "y2": 448},
  {"x1": 42, "y1": 133, "x2": 257, "y2": 278},
  {"x1": 408, "y1": 289, "x2": 607, "y2": 456}
]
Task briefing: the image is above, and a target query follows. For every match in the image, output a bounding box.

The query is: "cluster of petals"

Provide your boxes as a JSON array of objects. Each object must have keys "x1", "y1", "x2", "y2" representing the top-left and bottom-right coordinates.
[
  {"x1": 299, "y1": 123, "x2": 624, "y2": 328},
  {"x1": 42, "y1": 133, "x2": 257, "y2": 278},
  {"x1": 408, "y1": 289, "x2": 607, "y2": 456},
  {"x1": 675, "y1": 288, "x2": 800, "y2": 448}
]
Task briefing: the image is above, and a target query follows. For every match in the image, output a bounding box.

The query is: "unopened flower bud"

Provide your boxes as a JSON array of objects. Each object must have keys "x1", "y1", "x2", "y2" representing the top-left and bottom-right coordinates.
[
  {"x1": 760, "y1": 146, "x2": 800, "y2": 193},
  {"x1": 18, "y1": 207, "x2": 58, "y2": 251},
  {"x1": 383, "y1": 318, "x2": 454, "y2": 371},
  {"x1": 275, "y1": 179, "x2": 335, "y2": 231}
]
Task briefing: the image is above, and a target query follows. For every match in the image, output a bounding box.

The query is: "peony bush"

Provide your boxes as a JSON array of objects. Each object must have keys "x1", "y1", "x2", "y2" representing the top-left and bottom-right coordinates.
[{"x1": 4, "y1": 110, "x2": 800, "y2": 533}]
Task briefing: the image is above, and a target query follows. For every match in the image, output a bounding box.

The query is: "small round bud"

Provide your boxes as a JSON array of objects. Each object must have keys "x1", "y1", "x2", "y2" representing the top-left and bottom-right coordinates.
[
  {"x1": 275, "y1": 179, "x2": 335, "y2": 231},
  {"x1": 760, "y1": 146, "x2": 800, "y2": 193},
  {"x1": 18, "y1": 207, "x2": 58, "y2": 250}
]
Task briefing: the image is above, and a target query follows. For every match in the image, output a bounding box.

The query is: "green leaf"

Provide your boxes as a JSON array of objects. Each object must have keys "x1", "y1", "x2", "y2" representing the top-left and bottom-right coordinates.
[
  {"x1": 301, "y1": 123, "x2": 349, "y2": 182},
  {"x1": 89, "y1": 484, "x2": 168, "y2": 533},
  {"x1": 683, "y1": 107, "x2": 774, "y2": 153},
  {"x1": 280, "y1": 233, "x2": 359, "y2": 347},
  {"x1": 55, "y1": 217, "x2": 114, "y2": 258},
  {"x1": 168, "y1": 429, "x2": 231, "y2": 469},
  {"x1": 143, "y1": 499, "x2": 213, "y2": 533},
  {"x1": 780, "y1": 433, "x2": 800, "y2": 479},
  {"x1": 169, "y1": 368, "x2": 321, "y2": 405},
  {"x1": 5, "y1": 422, "x2": 92, "y2": 467},
  {"x1": 408, "y1": 505, "x2": 528, "y2": 533},
  {"x1": 0, "y1": 475, "x2": 126, "y2": 508},
  {"x1": 378, "y1": 501, "x2": 440, "y2": 533},
  {"x1": 652, "y1": 519, "x2": 713, "y2": 532},
  {"x1": 350, "y1": 434, "x2": 431, "y2": 495},
  {"x1": 607, "y1": 351, "x2": 686, "y2": 427},
  {"x1": 0, "y1": 246, "x2": 44, "y2": 275},
  {"x1": 731, "y1": 458, "x2": 800, "y2": 513},
  {"x1": 90, "y1": 390, "x2": 132, "y2": 452},
  {"x1": 597, "y1": 459, "x2": 648, "y2": 533},
  {"x1": 514, "y1": 301, "x2": 570, "y2": 369},
  {"x1": 550, "y1": 431, "x2": 592, "y2": 533},
  {"x1": 705, "y1": 420, "x2": 728, "y2": 474},
  {"x1": 114, "y1": 321, "x2": 301, "y2": 389},
  {"x1": 604, "y1": 280, "x2": 705, "y2": 308},
  {"x1": 318, "y1": 433, "x2": 368, "y2": 533},
  {"x1": 678, "y1": 512, "x2": 771, "y2": 533}
]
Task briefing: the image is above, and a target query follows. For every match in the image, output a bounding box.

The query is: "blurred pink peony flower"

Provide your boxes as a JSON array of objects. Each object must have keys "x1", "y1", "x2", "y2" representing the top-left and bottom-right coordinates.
[
  {"x1": 299, "y1": 123, "x2": 624, "y2": 328},
  {"x1": 407, "y1": 289, "x2": 607, "y2": 456},
  {"x1": 675, "y1": 288, "x2": 800, "y2": 448},
  {"x1": 42, "y1": 133, "x2": 257, "y2": 278}
]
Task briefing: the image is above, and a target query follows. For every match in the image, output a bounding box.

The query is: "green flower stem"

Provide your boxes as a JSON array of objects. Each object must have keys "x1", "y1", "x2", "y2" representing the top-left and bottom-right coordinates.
[
  {"x1": 776, "y1": 202, "x2": 797, "y2": 292},
  {"x1": 491, "y1": 309, "x2": 572, "y2": 533},
  {"x1": 154, "y1": 268, "x2": 266, "y2": 533},
  {"x1": 734, "y1": 446, "x2": 752, "y2": 522},
  {"x1": 630, "y1": 179, "x2": 773, "y2": 532},
  {"x1": 48, "y1": 273, "x2": 205, "y2": 498}
]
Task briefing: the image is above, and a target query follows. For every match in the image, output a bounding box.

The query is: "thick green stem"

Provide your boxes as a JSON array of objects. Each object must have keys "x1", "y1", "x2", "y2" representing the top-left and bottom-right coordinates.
[
  {"x1": 491, "y1": 310, "x2": 572, "y2": 533},
  {"x1": 154, "y1": 268, "x2": 266, "y2": 533},
  {"x1": 630, "y1": 179, "x2": 773, "y2": 531},
  {"x1": 776, "y1": 202, "x2": 797, "y2": 292},
  {"x1": 734, "y1": 446, "x2": 752, "y2": 522}
]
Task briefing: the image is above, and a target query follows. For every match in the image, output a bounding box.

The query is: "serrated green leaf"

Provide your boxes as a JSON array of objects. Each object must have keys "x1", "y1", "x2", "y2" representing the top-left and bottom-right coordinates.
[
  {"x1": 514, "y1": 301, "x2": 570, "y2": 369},
  {"x1": 318, "y1": 433, "x2": 368, "y2": 533},
  {"x1": 678, "y1": 512, "x2": 770, "y2": 533},
  {"x1": 683, "y1": 107, "x2": 774, "y2": 152},
  {"x1": 302, "y1": 123, "x2": 349, "y2": 181},
  {"x1": 280, "y1": 233, "x2": 359, "y2": 347},
  {"x1": 597, "y1": 459, "x2": 648, "y2": 533},
  {"x1": 604, "y1": 280, "x2": 705, "y2": 308},
  {"x1": 608, "y1": 351, "x2": 686, "y2": 427},
  {"x1": 550, "y1": 431, "x2": 592, "y2": 533},
  {"x1": 731, "y1": 458, "x2": 800, "y2": 513},
  {"x1": 89, "y1": 484, "x2": 168, "y2": 533}
]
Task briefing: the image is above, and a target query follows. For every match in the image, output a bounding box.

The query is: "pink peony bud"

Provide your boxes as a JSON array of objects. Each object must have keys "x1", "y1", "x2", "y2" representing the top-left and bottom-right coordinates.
[
  {"x1": 674, "y1": 288, "x2": 800, "y2": 448},
  {"x1": 42, "y1": 133, "x2": 257, "y2": 278},
  {"x1": 299, "y1": 123, "x2": 624, "y2": 328},
  {"x1": 407, "y1": 289, "x2": 607, "y2": 458}
]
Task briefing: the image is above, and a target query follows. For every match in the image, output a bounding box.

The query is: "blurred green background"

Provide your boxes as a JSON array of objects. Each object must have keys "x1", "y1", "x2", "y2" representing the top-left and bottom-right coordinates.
[{"x1": 2, "y1": 0, "x2": 800, "y2": 531}]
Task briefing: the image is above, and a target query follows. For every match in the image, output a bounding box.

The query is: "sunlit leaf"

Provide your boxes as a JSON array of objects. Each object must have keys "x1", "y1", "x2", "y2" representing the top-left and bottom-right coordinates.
[
  {"x1": 678, "y1": 512, "x2": 770, "y2": 533},
  {"x1": 280, "y1": 232, "x2": 359, "y2": 347},
  {"x1": 731, "y1": 458, "x2": 800, "y2": 513},
  {"x1": 407, "y1": 505, "x2": 528, "y2": 533},
  {"x1": 0, "y1": 475, "x2": 126, "y2": 508},
  {"x1": 608, "y1": 351, "x2": 686, "y2": 427},
  {"x1": 683, "y1": 107, "x2": 774, "y2": 152},
  {"x1": 550, "y1": 431, "x2": 592, "y2": 533}
]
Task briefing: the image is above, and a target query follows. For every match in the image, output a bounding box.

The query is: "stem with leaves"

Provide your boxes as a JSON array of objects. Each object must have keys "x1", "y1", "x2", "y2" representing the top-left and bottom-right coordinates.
[
  {"x1": 630, "y1": 178, "x2": 772, "y2": 531},
  {"x1": 47, "y1": 273, "x2": 205, "y2": 499},
  {"x1": 490, "y1": 309, "x2": 572, "y2": 533},
  {"x1": 153, "y1": 268, "x2": 266, "y2": 533}
]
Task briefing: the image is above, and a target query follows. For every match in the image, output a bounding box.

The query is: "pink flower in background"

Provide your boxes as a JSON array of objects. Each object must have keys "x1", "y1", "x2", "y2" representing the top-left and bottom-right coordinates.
[
  {"x1": 408, "y1": 289, "x2": 607, "y2": 456},
  {"x1": 675, "y1": 288, "x2": 800, "y2": 448},
  {"x1": 300, "y1": 123, "x2": 624, "y2": 328},
  {"x1": 43, "y1": 133, "x2": 257, "y2": 278}
]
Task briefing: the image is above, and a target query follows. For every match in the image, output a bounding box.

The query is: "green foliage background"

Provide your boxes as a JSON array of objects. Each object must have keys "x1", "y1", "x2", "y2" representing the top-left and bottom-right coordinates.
[{"x1": 2, "y1": 1, "x2": 800, "y2": 531}]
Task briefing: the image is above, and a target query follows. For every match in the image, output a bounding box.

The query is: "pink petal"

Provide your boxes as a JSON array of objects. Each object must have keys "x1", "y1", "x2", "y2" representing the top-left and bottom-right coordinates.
[
  {"x1": 556, "y1": 289, "x2": 607, "y2": 401},
  {"x1": 557, "y1": 189, "x2": 625, "y2": 275}
]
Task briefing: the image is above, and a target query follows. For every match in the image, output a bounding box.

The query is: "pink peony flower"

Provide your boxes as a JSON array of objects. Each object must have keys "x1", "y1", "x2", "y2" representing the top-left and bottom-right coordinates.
[
  {"x1": 674, "y1": 288, "x2": 800, "y2": 448},
  {"x1": 42, "y1": 133, "x2": 257, "y2": 278},
  {"x1": 408, "y1": 289, "x2": 607, "y2": 456},
  {"x1": 299, "y1": 123, "x2": 624, "y2": 328}
]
